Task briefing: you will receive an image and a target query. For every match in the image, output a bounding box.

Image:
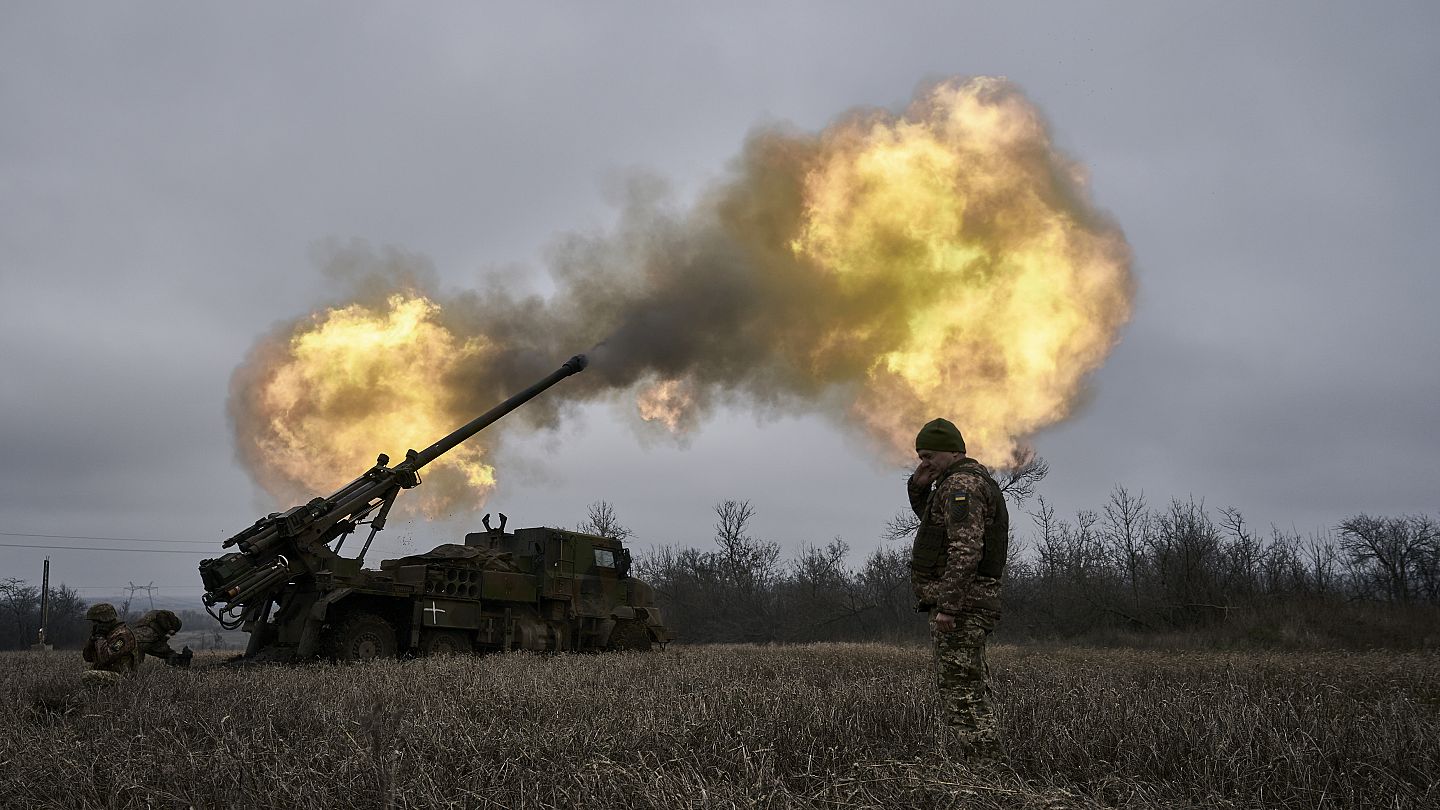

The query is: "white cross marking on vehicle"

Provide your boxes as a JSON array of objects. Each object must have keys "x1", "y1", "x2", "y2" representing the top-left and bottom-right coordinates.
[{"x1": 424, "y1": 601, "x2": 447, "y2": 621}]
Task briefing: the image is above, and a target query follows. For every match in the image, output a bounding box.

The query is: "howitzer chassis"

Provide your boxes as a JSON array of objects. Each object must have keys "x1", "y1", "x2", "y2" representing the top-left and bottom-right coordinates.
[{"x1": 264, "y1": 521, "x2": 670, "y2": 660}]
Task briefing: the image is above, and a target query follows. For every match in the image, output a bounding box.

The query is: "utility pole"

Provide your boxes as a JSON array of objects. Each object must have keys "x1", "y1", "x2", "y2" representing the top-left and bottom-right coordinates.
[{"x1": 32, "y1": 558, "x2": 52, "y2": 651}]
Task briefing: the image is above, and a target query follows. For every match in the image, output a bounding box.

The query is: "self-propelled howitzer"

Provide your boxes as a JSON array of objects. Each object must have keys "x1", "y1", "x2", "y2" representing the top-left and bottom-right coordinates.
[{"x1": 198, "y1": 353, "x2": 672, "y2": 661}]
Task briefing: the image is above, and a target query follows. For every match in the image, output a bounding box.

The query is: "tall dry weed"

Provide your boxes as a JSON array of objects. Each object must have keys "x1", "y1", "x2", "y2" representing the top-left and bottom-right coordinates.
[{"x1": 0, "y1": 644, "x2": 1434, "y2": 809}]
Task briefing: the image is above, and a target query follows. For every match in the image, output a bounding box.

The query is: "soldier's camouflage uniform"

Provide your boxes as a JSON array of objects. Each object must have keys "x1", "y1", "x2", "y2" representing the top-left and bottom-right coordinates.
[
  {"x1": 82, "y1": 604, "x2": 140, "y2": 676},
  {"x1": 131, "y1": 610, "x2": 188, "y2": 666},
  {"x1": 909, "y1": 457, "x2": 1009, "y2": 760}
]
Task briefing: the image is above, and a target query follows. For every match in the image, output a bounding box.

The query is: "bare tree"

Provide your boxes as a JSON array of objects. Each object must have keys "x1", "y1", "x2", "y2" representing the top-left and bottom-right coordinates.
[
  {"x1": 1219, "y1": 507, "x2": 1267, "y2": 597},
  {"x1": 1306, "y1": 532, "x2": 1342, "y2": 595},
  {"x1": 1027, "y1": 497, "x2": 1066, "y2": 622},
  {"x1": 1102, "y1": 485, "x2": 1150, "y2": 612},
  {"x1": 577, "y1": 500, "x2": 633, "y2": 541},
  {"x1": 1258, "y1": 527, "x2": 1308, "y2": 595},
  {"x1": 882, "y1": 509, "x2": 920, "y2": 542},
  {"x1": 633, "y1": 543, "x2": 729, "y2": 642},
  {"x1": 991, "y1": 449, "x2": 1050, "y2": 507},
  {"x1": 790, "y1": 539, "x2": 851, "y2": 597},
  {"x1": 0, "y1": 578, "x2": 38, "y2": 648},
  {"x1": 1029, "y1": 497, "x2": 1061, "y2": 576},
  {"x1": 1338, "y1": 514, "x2": 1438, "y2": 604},
  {"x1": 1410, "y1": 516, "x2": 1440, "y2": 603},
  {"x1": 713, "y1": 499, "x2": 780, "y2": 593},
  {"x1": 44, "y1": 585, "x2": 93, "y2": 648},
  {"x1": 1150, "y1": 498, "x2": 1225, "y2": 625},
  {"x1": 855, "y1": 542, "x2": 921, "y2": 639},
  {"x1": 781, "y1": 539, "x2": 880, "y2": 639}
]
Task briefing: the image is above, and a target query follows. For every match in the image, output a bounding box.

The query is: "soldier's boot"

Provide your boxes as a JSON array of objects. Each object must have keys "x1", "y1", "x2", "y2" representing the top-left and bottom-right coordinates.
[
  {"x1": 940, "y1": 725, "x2": 1008, "y2": 768},
  {"x1": 966, "y1": 733, "x2": 1008, "y2": 767},
  {"x1": 80, "y1": 670, "x2": 122, "y2": 687}
]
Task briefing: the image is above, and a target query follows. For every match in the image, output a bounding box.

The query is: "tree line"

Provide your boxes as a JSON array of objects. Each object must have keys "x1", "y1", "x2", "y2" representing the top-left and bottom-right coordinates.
[
  {"x1": 0, "y1": 578, "x2": 89, "y2": 650},
  {"x1": 7, "y1": 462, "x2": 1433, "y2": 651},
  {"x1": 0, "y1": 579, "x2": 226, "y2": 651},
  {"x1": 595, "y1": 456, "x2": 1439, "y2": 647},
  {"x1": 1004, "y1": 491, "x2": 1438, "y2": 644}
]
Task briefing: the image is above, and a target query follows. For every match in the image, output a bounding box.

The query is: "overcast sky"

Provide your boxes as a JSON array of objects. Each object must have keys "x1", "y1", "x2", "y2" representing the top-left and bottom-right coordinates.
[{"x1": 2, "y1": 2, "x2": 1437, "y2": 601}]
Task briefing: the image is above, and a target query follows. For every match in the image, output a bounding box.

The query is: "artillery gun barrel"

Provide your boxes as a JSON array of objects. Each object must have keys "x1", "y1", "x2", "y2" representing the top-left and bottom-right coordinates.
[
  {"x1": 203, "y1": 558, "x2": 290, "y2": 606},
  {"x1": 403, "y1": 353, "x2": 588, "y2": 471},
  {"x1": 224, "y1": 563, "x2": 293, "y2": 606}
]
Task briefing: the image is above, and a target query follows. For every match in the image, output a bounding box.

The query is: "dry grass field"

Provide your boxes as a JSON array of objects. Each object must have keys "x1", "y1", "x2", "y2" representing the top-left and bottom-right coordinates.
[{"x1": 2, "y1": 643, "x2": 1436, "y2": 809}]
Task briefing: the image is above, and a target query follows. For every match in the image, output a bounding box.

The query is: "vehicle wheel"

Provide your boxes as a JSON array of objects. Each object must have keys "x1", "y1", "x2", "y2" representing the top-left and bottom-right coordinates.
[
  {"x1": 607, "y1": 619, "x2": 653, "y2": 652},
  {"x1": 421, "y1": 629, "x2": 472, "y2": 657},
  {"x1": 325, "y1": 612, "x2": 397, "y2": 661}
]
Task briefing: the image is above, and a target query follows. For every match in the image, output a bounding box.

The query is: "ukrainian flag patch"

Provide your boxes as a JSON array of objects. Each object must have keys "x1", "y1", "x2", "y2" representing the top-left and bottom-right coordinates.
[{"x1": 949, "y1": 492, "x2": 970, "y2": 523}]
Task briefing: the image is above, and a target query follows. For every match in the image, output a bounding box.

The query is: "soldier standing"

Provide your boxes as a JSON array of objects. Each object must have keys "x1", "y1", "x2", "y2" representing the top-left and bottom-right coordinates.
[
  {"x1": 907, "y1": 418, "x2": 1009, "y2": 761},
  {"x1": 81, "y1": 603, "x2": 140, "y2": 677},
  {"x1": 132, "y1": 609, "x2": 193, "y2": 667}
]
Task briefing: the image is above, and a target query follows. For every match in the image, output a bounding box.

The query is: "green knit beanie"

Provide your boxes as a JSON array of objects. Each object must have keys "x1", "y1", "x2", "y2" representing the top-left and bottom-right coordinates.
[{"x1": 915, "y1": 418, "x2": 966, "y2": 453}]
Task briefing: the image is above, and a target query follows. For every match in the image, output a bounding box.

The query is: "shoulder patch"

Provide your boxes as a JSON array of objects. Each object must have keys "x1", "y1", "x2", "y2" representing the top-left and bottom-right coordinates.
[{"x1": 948, "y1": 490, "x2": 970, "y2": 524}]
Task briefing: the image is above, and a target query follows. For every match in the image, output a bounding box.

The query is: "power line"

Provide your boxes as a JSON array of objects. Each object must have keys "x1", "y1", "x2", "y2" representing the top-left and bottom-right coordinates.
[
  {"x1": 0, "y1": 531, "x2": 213, "y2": 546},
  {"x1": 0, "y1": 542, "x2": 212, "y2": 555},
  {"x1": 2, "y1": 527, "x2": 438, "y2": 562},
  {"x1": 62, "y1": 585, "x2": 198, "y2": 590}
]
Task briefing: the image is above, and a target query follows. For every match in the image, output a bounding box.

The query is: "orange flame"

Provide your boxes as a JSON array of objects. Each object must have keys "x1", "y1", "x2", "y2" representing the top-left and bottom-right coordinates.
[
  {"x1": 234, "y1": 294, "x2": 495, "y2": 512},
  {"x1": 792, "y1": 78, "x2": 1132, "y2": 463},
  {"x1": 636, "y1": 379, "x2": 697, "y2": 433}
]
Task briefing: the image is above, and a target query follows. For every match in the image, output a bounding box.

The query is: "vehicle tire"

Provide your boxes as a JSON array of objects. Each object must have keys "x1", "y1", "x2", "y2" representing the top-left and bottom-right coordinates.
[
  {"x1": 607, "y1": 619, "x2": 653, "y2": 652},
  {"x1": 325, "y1": 612, "x2": 397, "y2": 661},
  {"x1": 420, "y1": 629, "x2": 472, "y2": 657}
]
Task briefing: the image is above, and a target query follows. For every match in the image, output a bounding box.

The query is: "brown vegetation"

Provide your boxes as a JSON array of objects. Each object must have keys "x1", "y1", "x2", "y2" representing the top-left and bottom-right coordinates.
[{"x1": 2, "y1": 643, "x2": 1436, "y2": 809}]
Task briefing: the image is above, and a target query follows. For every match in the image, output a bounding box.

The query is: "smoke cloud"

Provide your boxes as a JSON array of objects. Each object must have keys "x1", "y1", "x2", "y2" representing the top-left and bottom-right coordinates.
[{"x1": 229, "y1": 77, "x2": 1134, "y2": 510}]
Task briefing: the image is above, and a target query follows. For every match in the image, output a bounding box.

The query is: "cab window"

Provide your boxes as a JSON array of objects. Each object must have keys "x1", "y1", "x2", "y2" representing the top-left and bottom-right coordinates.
[{"x1": 593, "y1": 548, "x2": 616, "y2": 569}]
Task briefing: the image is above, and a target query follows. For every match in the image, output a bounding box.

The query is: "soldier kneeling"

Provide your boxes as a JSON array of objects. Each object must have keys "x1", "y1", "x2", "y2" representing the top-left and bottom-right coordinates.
[
  {"x1": 132, "y1": 609, "x2": 192, "y2": 668},
  {"x1": 82, "y1": 603, "x2": 139, "y2": 681}
]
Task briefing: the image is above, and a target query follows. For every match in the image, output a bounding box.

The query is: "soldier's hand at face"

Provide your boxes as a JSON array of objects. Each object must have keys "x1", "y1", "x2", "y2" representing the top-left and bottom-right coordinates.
[
  {"x1": 912, "y1": 459, "x2": 940, "y2": 487},
  {"x1": 932, "y1": 611, "x2": 956, "y2": 633}
]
